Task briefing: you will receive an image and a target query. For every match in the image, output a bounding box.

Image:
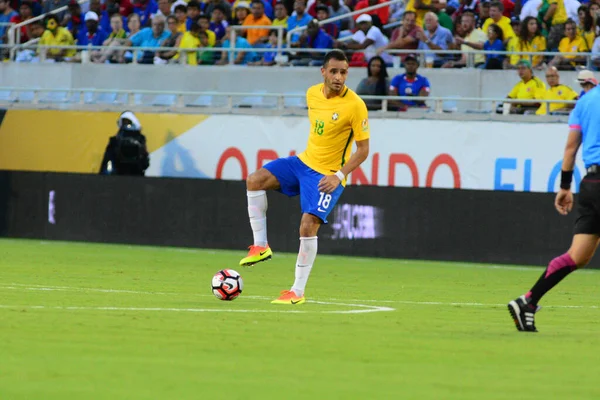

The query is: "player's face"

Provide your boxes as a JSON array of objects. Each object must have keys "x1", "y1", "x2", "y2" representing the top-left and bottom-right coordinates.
[{"x1": 321, "y1": 59, "x2": 349, "y2": 94}]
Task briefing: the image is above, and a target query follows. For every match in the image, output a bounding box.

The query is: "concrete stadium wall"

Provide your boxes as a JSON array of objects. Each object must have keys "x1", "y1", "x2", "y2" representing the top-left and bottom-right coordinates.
[
  {"x1": 0, "y1": 170, "x2": 594, "y2": 267},
  {"x1": 1, "y1": 64, "x2": 583, "y2": 99}
]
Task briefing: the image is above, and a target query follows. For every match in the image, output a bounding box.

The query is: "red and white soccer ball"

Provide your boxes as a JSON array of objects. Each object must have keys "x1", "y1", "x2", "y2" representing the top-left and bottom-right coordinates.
[{"x1": 211, "y1": 269, "x2": 243, "y2": 300}]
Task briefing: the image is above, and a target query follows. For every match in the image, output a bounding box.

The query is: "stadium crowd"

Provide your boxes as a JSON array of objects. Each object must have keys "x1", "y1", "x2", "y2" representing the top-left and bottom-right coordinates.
[{"x1": 2, "y1": 0, "x2": 600, "y2": 68}]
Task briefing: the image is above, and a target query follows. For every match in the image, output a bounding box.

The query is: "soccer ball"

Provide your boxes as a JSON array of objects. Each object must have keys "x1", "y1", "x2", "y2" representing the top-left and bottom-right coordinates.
[{"x1": 211, "y1": 269, "x2": 243, "y2": 300}]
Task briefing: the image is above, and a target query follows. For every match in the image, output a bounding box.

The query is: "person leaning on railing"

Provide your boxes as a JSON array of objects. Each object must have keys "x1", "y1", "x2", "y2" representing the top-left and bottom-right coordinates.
[
  {"x1": 534, "y1": 66, "x2": 578, "y2": 115},
  {"x1": 93, "y1": 13, "x2": 129, "y2": 63},
  {"x1": 548, "y1": 19, "x2": 588, "y2": 70},
  {"x1": 38, "y1": 13, "x2": 76, "y2": 61},
  {"x1": 443, "y1": 10, "x2": 485, "y2": 68},
  {"x1": 501, "y1": 59, "x2": 546, "y2": 114}
]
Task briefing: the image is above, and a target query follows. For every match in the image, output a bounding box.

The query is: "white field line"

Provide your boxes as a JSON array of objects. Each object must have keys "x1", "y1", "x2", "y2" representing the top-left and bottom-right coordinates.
[
  {"x1": 1, "y1": 283, "x2": 598, "y2": 310},
  {"x1": 0, "y1": 284, "x2": 394, "y2": 314}
]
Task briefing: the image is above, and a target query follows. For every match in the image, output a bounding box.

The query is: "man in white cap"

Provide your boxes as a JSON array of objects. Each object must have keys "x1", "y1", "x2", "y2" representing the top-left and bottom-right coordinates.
[
  {"x1": 336, "y1": 13, "x2": 392, "y2": 64},
  {"x1": 577, "y1": 70, "x2": 598, "y2": 98},
  {"x1": 76, "y1": 11, "x2": 108, "y2": 46}
]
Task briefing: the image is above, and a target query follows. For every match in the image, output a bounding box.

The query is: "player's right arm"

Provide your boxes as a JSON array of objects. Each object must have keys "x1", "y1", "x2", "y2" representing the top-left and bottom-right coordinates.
[{"x1": 556, "y1": 108, "x2": 583, "y2": 215}]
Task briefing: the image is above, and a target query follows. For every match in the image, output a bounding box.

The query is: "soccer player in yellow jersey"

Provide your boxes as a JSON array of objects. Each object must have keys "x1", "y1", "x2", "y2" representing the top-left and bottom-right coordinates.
[{"x1": 239, "y1": 50, "x2": 370, "y2": 305}]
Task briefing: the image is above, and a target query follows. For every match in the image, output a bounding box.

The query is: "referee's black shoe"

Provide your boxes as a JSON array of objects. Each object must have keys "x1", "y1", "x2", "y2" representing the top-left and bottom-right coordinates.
[{"x1": 508, "y1": 295, "x2": 539, "y2": 332}]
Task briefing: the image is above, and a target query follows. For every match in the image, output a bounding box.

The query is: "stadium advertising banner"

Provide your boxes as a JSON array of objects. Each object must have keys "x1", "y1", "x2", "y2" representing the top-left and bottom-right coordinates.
[
  {"x1": 0, "y1": 110, "x2": 581, "y2": 193},
  {"x1": 147, "y1": 115, "x2": 582, "y2": 193}
]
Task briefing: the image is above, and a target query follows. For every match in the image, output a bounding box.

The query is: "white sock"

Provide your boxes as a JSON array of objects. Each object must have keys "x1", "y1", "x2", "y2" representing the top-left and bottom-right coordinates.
[
  {"x1": 247, "y1": 190, "x2": 268, "y2": 247},
  {"x1": 291, "y1": 236, "x2": 318, "y2": 297}
]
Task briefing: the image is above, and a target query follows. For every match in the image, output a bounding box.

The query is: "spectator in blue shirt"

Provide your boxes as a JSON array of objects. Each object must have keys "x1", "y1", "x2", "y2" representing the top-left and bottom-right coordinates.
[
  {"x1": 416, "y1": 12, "x2": 454, "y2": 67},
  {"x1": 315, "y1": 4, "x2": 338, "y2": 38},
  {"x1": 288, "y1": 0, "x2": 313, "y2": 43},
  {"x1": 217, "y1": 25, "x2": 257, "y2": 64},
  {"x1": 126, "y1": 14, "x2": 170, "y2": 63},
  {"x1": 483, "y1": 23, "x2": 505, "y2": 69},
  {"x1": 77, "y1": 11, "x2": 109, "y2": 46},
  {"x1": 249, "y1": 29, "x2": 278, "y2": 65},
  {"x1": 186, "y1": 1, "x2": 202, "y2": 30},
  {"x1": 66, "y1": 0, "x2": 85, "y2": 38},
  {"x1": 133, "y1": 0, "x2": 158, "y2": 27},
  {"x1": 389, "y1": 53, "x2": 431, "y2": 107},
  {"x1": 292, "y1": 18, "x2": 333, "y2": 65},
  {"x1": 0, "y1": 0, "x2": 19, "y2": 39},
  {"x1": 210, "y1": 4, "x2": 229, "y2": 41}
]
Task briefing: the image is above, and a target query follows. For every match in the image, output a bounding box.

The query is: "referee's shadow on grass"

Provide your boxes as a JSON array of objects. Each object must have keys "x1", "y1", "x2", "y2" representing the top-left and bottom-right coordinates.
[{"x1": 160, "y1": 131, "x2": 208, "y2": 179}]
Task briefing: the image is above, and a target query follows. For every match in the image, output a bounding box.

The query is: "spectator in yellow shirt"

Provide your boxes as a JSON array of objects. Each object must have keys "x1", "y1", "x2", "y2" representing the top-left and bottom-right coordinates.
[
  {"x1": 543, "y1": 0, "x2": 568, "y2": 50},
  {"x1": 38, "y1": 14, "x2": 76, "y2": 60},
  {"x1": 177, "y1": 19, "x2": 201, "y2": 65},
  {"x1": 549, "y1": 19, "x2": 588, "y2": 70},
  {"x1": 481, "y1": 2, "x2": 515, "y2": 44},
  {"x1": 242, "y1": 0, "x2": 272, "y2": 45},
  {"x1": 174, "y1": 4, "x2": 187, "y2": 33},
  {"x1": 505, "y1": 60, "x2": 546, "y2": 114},
  {"x1": 535, "y1": 66, "x2": 578, "y2": 115},
  {"x1": 577, "y1": 5, "x2": 595, "y2": 50},
  {"x1": 506, "y1": 17, "x2": 546, "y2": 69},
  {"x1": 198, "y1": 14, "x2": 217, "y2": 46},
  {"x1": 272, "y1": 2, "x2": 288, "y2": 30}
]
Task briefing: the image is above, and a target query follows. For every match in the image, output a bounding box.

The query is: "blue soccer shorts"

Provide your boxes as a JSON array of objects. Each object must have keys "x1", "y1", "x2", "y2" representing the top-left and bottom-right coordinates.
[{"x1": 263, "y1": 156, "x2": 344, "y2": 224}]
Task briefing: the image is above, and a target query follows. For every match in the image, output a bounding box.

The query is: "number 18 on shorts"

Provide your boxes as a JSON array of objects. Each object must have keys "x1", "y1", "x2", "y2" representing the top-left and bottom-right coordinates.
[{"x1": 264, "y1": 156, "x2": 344, "y2": 224}]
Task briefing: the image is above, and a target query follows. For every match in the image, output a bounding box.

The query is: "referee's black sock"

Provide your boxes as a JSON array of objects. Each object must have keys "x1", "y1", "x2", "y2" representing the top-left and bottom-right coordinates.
[{"x1": 526, "y1": 253, "x2": 577, "y2": 306}]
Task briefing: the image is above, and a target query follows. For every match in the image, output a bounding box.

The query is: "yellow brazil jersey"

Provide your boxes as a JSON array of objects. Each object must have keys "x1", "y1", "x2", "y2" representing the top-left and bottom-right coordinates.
[
  {"x1": 298, "y1": 84, "x2": 370, "y2": 178},
  {"x1": 405, "y1": 0, "x2": 431, "y2": 28},
  {"x1": 535, "y1": 84, "x2": 578, "y2": 115},
  {"x1": 577, "y1": 28, "x2": 595, "y2": 52},
  {"x1": 549, "y1": 0, "x2": 568, "y2": 25},
  {"x1": 177, "y1": 31, "x2": 200, "y2": 65},
  {"x1": 482, "y1": 16, "x2": 515, "y2": 43},
  {"x1": 558, "y1": 36, "x2": 588, "y2": 60},
  {"x1": 508, "y1": 35, "x2": 546, "y2": 66},
  {"x1": 508, "y1": 76, "x2": 546, "y2": 100},
  {"x1": 39, "y1": 28, "x2": 76, "y2": 57}
]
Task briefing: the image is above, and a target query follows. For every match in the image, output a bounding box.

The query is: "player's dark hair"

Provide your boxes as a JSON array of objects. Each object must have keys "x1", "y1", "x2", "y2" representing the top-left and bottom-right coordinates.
[{"x1": 323, "y1": 49, "x2": 348, "y2": 67}]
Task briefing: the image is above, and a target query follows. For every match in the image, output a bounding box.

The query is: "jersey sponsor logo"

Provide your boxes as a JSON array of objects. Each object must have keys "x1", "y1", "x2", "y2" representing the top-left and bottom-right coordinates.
[
  {"x1": 332, "y1": 112, "x2": 339, "y2": 121},
  {"x1": 317, "y1": 207, "x2": 327, "y2": 212},
  {"x1": 361, "y1": 118, "x2": 368, "y2": 131}
]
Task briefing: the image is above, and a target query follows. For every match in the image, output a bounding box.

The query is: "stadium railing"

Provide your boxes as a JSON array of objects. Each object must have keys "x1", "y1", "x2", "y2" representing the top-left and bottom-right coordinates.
[
  {"x1": 285, "y1": 0, "x2": 404, "y2": 45},
  {"x1": 6, "y1": 0, "x2": 89, "y2": 59},
  {"x1": 4, "y1": 40, "x2": 595, "y2": 70},
  {"x1": 0, "y1": 87, "x2": 575, "y2": 116}
]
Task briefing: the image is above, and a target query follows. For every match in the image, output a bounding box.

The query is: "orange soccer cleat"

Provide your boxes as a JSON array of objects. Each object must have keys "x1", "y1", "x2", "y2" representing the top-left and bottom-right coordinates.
[
  {"x1": 271, "y1": 290, "x2": 306, "y2": 305},
  {"x1": 239, "y1": 245, "x2": 272, "y2": 267}
]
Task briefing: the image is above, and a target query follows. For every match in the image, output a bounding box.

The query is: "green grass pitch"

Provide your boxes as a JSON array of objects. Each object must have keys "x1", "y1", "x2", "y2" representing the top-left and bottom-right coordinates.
[{"x1": 1, "y1": 238, "x2": 600, "y2": 399}]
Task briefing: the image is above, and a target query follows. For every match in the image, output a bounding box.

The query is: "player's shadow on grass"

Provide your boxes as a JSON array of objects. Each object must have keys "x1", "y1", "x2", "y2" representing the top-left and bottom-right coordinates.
[{"x1": 160, "y1": 131, "x2": 208, "y2": 179}]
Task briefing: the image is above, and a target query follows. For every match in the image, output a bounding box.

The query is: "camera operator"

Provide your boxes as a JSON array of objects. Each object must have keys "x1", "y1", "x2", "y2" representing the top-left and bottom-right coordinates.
[{"x1": 99, "y1": 111, "x2": 150, "y2": 176}]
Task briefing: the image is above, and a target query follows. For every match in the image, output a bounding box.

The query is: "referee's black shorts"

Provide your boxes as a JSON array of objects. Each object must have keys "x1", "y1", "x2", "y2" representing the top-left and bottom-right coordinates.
[{"x1": 574, "y1": 172, "x2": 600, "y2": 235}]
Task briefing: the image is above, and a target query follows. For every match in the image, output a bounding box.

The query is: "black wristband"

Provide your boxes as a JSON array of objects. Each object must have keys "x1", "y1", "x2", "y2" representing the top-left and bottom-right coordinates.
[{"x1": 560, "y1": 170, "x2": 573, "y2": 190}]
